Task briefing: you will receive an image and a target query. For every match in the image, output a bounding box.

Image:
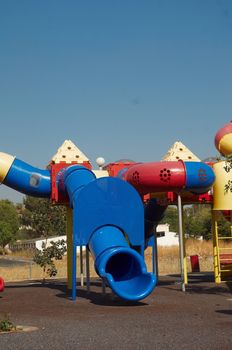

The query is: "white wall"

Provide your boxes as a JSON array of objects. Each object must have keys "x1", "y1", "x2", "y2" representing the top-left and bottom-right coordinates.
[{"x1": 157, "y1": 231, "x2": 179, "y2": 247}]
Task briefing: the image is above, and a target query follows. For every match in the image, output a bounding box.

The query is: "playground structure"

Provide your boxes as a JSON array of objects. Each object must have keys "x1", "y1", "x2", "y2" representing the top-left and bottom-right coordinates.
[
  {"x1": 65, "y1": 121, "x2": 232, "y2": 287},
  {"x1": 212, "y1": 121, "x2": 232, "y2": 282},
  {"x1": 0, "y1": 144, "x2": 157, "y2": 301},
  {"x1": 0, "y1": 122, "x2": 231, "y2": 300}
]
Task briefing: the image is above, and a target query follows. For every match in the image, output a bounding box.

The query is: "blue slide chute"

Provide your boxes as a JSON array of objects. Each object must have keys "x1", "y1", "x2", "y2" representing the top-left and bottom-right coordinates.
[
  {"x1": 60, "y1": 166, "x2": 157, "y2": 301},
  {"x1": 89, "y1": 226, "x2": 156, "y2": 301}
]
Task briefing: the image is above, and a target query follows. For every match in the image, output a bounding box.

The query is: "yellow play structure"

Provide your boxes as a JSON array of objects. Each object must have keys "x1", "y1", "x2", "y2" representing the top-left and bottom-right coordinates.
[
  {"x1": 213, "y1": 121, "x2": 232, "y2": 283},
  {"x1": 212, "y1": 161, "x2": 232, "y2": 282}
]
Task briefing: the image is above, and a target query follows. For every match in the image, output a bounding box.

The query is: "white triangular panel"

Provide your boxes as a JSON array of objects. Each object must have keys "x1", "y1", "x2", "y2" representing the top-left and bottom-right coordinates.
[
  {"x1": 50, "y1": 140, "x2": 90, "y2": 164},
  {"x1": 162, "y1": 141, "x2": 201, "y2": 162}
]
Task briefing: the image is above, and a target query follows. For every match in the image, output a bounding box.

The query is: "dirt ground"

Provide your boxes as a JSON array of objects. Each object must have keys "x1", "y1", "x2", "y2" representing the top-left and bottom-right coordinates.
[{"x1": 0, "y1": 273, "x2": 231, "y2": 350}]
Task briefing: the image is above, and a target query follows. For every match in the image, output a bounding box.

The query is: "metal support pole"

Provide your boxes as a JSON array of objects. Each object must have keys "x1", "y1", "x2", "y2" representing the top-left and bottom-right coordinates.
[
  {"x1": 154, "y1": 233, "x2": 158, "y2": 278},
  {"x1": 86, "y1": 248, "x2": 90, "y2": 294},
  {"x1": 151, "y1": 233, "x2": 158, "y2": 278},
  {"x1": 29, "y1": 261, "x2": 32, "y2": 280},
  {"x1": 72, "y1": 245, "x2": 77, "y2": 300},
  {"x1": 182, "y1": 205, "x2": 188, "y2": 285},
  {"x1": 80, "y1": 246, "x2": 84, "y2": 287},
  {"x1": 177, "y1": 194, "x2": 186, "y2": 292},
  {"x1": 66, "y1": 206, "x2": 73, "y2": 290}
]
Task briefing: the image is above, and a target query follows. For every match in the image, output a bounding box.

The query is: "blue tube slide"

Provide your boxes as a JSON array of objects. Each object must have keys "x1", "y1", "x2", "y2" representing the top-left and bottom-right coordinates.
[
  {"x1": 61, "y1": 165, "x2": 156, "y2": 301},
  {"x1": 89, "y1": 226, "x2": 156, "y2": 301},
  {"x1": 3, "y1": 158, "x2": 51, "y2": 197}
]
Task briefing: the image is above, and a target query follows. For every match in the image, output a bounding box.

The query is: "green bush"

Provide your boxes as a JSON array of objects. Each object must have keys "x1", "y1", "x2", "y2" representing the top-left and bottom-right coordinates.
[
  {"x1": 33, "y1": 239, "x2": 67, "y2": 278},
  {"x1": 0, "y1": 314, "x2": 16, "y2": 332}
]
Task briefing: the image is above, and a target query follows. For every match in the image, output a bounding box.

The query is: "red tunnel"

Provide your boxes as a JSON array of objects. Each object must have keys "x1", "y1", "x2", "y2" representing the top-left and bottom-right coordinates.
[{"x1": 124, "y1": 161, "x2": 186, "y2": 194}]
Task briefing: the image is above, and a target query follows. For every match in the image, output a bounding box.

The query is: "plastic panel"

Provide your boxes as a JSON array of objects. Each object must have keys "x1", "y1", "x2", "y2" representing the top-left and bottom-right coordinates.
[{"x1": 72, "y1": 177, "x2": 144, "y2": 246}]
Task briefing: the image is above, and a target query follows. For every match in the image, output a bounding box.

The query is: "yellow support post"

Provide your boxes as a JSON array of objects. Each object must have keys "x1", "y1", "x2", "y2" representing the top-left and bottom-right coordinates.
[
  {"x1": 212, "y1": 210, "x2": 220, "y2": 283},
  {"x1": 230, "y1": 211, "x2": 232, "y2": 236},
  {"x1": 183, "y1": 234, "x2": 188, "y2": 285},
  {"x1": 66, "y1": 206, "x2": 73, "y2": 290}
]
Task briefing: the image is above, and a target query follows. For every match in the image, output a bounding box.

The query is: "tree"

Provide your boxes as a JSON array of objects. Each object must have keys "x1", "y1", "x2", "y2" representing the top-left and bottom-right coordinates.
[
  {"x1": 20, "y1": 196, "x2": 66, "y2": 239},
  {"x1": 0, "y1": 200, "x2": 20, "y2": 250},
  {"x1": 160, "y1": 204, "x2": 231, "y2": 240},
  {"x1": 217, "y1": 211, "x2": 231, "y2": 237},
  {"x1": 33, "y1": 239, "x2": 67, "y2": 279},
  {"x1": 184, "y1": 205, "x2": 212, "y2": 240},
  {"x1": 0, "y1": 222, "x2": 14, "y2": 250},
  {"x1": 160, "y1": 206, "x2": 179, "y2": 232}
]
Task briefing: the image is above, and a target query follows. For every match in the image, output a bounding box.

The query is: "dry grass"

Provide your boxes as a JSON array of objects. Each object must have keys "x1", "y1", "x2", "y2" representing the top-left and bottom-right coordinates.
[
  {"x1": 147, "y1": 239, "x2": 232, "y2": 274},
  {"x1": 0, "y1": 254, "x2": 97, "y2": 282},
  {"x1": 157, "y1": 239, "x2": 232, "y2": 274},
  {"x1": 10, "y1": 250, "x2": 35, "y2": 259},
  {"x1": 1, "y1": 239, "x2": 232, "y2": 282}
]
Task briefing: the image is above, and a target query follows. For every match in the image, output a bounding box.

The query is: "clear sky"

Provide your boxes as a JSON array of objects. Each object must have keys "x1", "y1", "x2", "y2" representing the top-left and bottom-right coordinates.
[{"x1": 0, "y1": 0, "x2": 231, "y2": 202}]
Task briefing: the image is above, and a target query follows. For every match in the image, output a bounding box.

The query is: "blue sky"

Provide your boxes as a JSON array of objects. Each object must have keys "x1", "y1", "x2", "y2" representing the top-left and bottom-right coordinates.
[{"x1": 0, "y1": 0, "x2": 231, "y2": 202}]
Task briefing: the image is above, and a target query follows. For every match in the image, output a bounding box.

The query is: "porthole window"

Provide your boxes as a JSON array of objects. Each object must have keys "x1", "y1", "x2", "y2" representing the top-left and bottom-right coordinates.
[{"x1": 30, "y1": 174, "x2": 41, "y2": 187}]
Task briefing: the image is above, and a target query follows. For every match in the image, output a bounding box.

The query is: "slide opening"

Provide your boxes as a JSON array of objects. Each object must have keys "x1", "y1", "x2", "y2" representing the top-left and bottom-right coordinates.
[{"x1": 105, "y1": 251, "x2": 141, "y2": 281}]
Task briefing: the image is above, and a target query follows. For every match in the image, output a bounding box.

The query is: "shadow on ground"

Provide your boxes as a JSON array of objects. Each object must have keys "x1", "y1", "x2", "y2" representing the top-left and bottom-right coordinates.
[
  {"x1": 5, "y1": 273, "x2": 232, "y2": 307},
  {"x1": 159, "y1": 273, "x2": 232, "y2": 296},
  {"x1": 5, "y1": 279, "x2": 148, "y2": 307}
]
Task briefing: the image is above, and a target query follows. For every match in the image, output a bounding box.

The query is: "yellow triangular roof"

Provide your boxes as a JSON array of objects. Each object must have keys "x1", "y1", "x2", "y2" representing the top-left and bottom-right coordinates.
[
  {"x1": 162, "y1": 141, "x2": 201, "y2": 161},
  {"x1": 50, "y1": 140, "x2": 90, "y2": 164}
]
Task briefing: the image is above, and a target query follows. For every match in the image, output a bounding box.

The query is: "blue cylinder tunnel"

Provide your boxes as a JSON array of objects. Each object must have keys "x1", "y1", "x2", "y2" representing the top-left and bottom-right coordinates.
[
  {"x1": 184, "y1": 161, "x2": 215, "y2": 194},
  {"x1": 4, "y1": 158, "x2": 51, "y2": 197},
  {"x1": 58, "y1": 165, "x2": 96, "y2": 205}
]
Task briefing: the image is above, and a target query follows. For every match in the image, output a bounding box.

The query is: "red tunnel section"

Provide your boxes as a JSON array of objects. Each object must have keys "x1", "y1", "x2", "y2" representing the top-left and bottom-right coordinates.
[{"x1": 124, "y1": 161, "x2": 186, "y2": 195}]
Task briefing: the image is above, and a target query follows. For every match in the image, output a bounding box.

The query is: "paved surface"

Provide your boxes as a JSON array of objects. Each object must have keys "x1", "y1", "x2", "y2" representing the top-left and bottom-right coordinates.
[{"x1": 0, "y1": 274, "x2": 231, "y2": 350}]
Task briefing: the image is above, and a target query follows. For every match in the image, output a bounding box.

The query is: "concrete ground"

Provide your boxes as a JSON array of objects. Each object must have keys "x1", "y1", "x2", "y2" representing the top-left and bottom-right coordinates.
[{"x1": 0, "y1": 274, "x2": 231, "y2": 350}]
